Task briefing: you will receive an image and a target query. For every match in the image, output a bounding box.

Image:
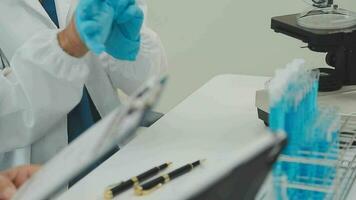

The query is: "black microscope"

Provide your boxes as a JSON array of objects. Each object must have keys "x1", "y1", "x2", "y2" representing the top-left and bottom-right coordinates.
[{"x1": 255, "y1": 0, "x2": 356, "y2": 125}]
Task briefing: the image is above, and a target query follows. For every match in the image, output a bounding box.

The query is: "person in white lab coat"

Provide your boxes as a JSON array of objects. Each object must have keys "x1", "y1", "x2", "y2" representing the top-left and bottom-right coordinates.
[{"x1": 0, "y1": 0, "x2": 167, "y2": 170}]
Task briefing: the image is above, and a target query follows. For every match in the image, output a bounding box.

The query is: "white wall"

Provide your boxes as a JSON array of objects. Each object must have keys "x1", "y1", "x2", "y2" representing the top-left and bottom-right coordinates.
[{"x1": 147, "y1": 0, "x2": 356, "y2": 112}]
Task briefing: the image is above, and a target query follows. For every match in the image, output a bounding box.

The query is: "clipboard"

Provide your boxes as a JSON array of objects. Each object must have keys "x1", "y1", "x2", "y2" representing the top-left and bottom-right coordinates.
[{"x1": 12, "y1": 76, "x2": 167, "y2": 200}]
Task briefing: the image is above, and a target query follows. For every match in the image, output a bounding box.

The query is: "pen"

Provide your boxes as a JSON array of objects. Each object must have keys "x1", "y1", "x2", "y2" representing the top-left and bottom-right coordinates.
[
  {"x1": 104, "y1": 162, "x2": 172, "y2": 199},
  {"x1": 134, "y1": 160, "x2": 204, "y2": 196}
]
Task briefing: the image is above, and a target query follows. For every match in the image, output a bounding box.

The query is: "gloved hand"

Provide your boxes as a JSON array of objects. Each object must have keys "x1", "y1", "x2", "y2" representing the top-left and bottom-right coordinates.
[
  {"x1": 75, "y1": 0, "x2": 144, "y2": 61},
  {"x1": 105, "y1": 4, "x2": 144, "y2": 60}
]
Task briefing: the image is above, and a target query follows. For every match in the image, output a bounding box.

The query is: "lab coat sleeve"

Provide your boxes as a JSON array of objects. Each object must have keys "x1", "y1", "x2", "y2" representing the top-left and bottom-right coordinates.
[
  {"x1": 0, "y1": 30, "x2": 89, "y2": 153},
  {"x1": 102, "y1": 0, "x2": 168, "y2": 95}
]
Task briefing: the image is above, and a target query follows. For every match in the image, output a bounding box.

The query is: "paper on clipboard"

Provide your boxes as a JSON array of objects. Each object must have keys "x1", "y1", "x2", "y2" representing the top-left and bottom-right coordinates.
[{"x1": 12, "y1": 76, "x2": 167, "y2": 200}]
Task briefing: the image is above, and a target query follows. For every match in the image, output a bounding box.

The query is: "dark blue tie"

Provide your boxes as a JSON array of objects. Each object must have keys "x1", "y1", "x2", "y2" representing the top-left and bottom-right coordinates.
[
  {"x1": 41, "y1": 0, "x2": 117, "y2": 186},
  {"x1": 40, "y1": 0, "x2": 99, "y2": 142},
  {"x1": 41, "y1": 0, "x2": 59, "y2": 28}
]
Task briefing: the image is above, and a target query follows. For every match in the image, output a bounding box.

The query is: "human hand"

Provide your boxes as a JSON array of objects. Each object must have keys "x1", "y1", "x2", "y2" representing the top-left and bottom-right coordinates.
[
  {"x1": 0, "y1": 174, "x2": 15, "y2": 200},
  {"x1": 0, "y1": 165, "x2": 40, "y2": 200}
]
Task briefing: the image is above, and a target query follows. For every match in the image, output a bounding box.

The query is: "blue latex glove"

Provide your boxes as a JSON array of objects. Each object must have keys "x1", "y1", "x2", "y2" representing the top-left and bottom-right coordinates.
[
  {"x1": 75, "y1": 0, "x2": 143, "y2": 60},
  {"x1": 105, "y1": 4, "x2": 144, "y2": 60}
]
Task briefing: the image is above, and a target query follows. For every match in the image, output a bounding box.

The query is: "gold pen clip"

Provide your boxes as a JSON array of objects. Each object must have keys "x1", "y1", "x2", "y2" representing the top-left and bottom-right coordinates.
[
  {"x1": 134, "y1": 183, "x2": 163, "y2": 196},
  {"x1": 131, "y1": 177, "x2": 139, "y2": 185}
]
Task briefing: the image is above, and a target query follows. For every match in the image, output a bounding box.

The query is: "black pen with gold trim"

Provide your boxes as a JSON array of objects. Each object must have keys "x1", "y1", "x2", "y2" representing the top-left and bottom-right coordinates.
[
  {"x1": 134, "y1": 160, "x2": 204, "y2": 196},
  {"x1": 104, "y1": 162, "x2": 172, "y2": 199}
]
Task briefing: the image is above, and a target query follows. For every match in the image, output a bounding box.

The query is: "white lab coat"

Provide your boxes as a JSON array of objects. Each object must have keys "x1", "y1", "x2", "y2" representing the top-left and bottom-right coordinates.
[{"x1": 0, "y1": 0, "x2": 167, "y2": 170}]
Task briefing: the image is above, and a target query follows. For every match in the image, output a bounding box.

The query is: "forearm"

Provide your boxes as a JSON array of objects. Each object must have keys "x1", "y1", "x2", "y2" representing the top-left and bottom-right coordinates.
[
  {"x1": 0, "y1": 30, "x2": 89, "y2": 152},
  {"x1": 0, "y1": 17, "x2": 90, "y2": 151}
]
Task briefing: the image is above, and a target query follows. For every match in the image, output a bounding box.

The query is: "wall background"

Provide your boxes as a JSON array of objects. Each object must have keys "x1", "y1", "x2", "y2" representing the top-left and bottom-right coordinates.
[{"x1": 146, "y1": 0, "x2": 356, "y2": 112}]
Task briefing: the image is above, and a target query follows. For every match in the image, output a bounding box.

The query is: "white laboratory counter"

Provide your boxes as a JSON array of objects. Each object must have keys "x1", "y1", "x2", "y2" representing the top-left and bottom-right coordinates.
[{"x1": 57, "y1": 74, "x2": 356, "y2": 200}]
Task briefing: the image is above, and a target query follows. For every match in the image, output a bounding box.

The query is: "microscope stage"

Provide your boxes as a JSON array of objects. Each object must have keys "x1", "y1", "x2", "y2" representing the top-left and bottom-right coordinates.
[{"x1": 271, "y1": 14, "x2": 356, "y2": 52}]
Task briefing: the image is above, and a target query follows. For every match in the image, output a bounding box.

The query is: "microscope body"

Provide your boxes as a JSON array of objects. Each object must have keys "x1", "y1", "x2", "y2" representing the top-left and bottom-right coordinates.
[{"x1": 255, "y1": 12, "x2": 356, "y2": 125}]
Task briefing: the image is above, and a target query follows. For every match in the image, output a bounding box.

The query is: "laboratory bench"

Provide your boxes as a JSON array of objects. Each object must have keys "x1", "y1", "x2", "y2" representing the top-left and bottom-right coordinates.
[{"x1": 57, "y1": 74, "x2": 356, "y2": 200}]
